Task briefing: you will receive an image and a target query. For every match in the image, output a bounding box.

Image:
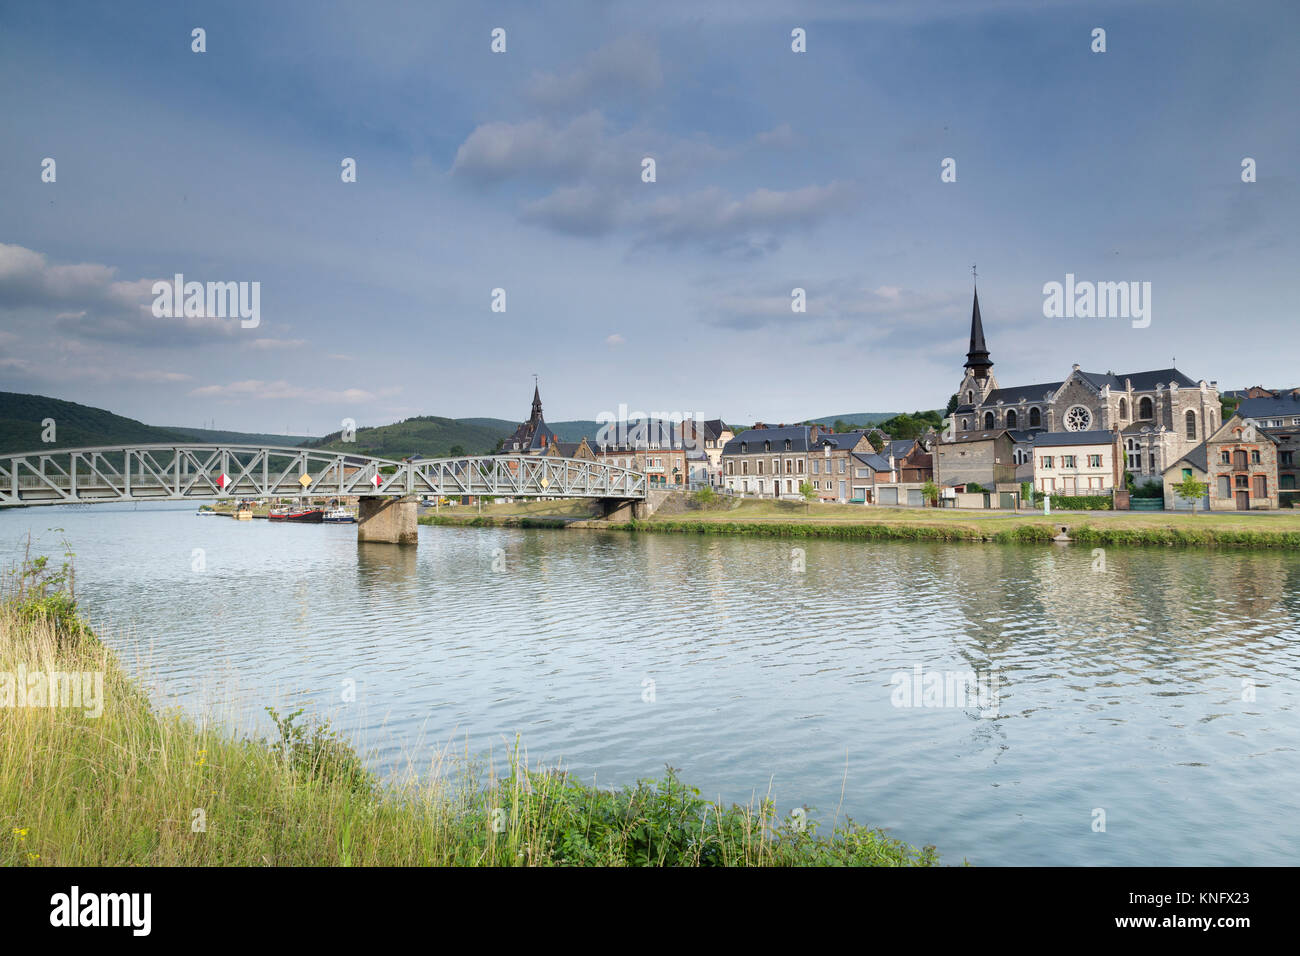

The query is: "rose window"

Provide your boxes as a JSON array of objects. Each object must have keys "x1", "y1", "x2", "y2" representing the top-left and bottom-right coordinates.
[{"x1": 1064, "y1": 405, "x2": 1092, "y2": 431}]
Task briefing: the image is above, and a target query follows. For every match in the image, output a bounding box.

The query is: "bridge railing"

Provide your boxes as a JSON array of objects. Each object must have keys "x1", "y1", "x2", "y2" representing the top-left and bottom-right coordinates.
[{"x1": 0, "y1": 445, "x2": 646, "y2": 507}]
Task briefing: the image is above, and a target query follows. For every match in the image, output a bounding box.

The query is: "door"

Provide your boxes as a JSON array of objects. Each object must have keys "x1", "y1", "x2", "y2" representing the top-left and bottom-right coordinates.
[
  {"x1": 1236, "y1": 490, "x2": 1249, "y2": 511},
  {"x1": 879, "y1": 487, "x2": 898, "y2": 506},
  {"x1": 907, "y1": 488, "x2": 924, "y2": 507}
]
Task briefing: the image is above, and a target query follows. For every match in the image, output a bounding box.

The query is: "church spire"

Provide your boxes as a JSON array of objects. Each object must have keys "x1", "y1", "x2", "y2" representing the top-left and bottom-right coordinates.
[
  {"x1": 530, "y1": 377, "x2": 543, "y2": 422},
  {"x1": 964, "y1": 276, "x2": 993, "y2": 379}
]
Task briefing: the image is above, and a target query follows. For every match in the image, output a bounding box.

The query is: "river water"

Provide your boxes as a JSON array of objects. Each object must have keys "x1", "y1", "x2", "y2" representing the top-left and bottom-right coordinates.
[{"x1": 4, "y1": 500, "x2": 1298, "y2": 865}]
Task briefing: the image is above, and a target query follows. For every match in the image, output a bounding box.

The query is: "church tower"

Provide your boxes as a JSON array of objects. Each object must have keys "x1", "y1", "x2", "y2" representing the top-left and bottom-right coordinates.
[{"x1": 957, "y1": 282, "x2": 999, "y2": 411}]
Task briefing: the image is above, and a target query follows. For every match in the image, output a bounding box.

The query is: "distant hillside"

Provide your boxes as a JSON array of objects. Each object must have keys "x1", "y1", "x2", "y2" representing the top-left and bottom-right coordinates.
[
  {"x1": 163, "y1": 426, "x2": 314, "y2": 447},
  {"x1": 807, "y1": 412, "x2": 903, "y2": 427},
  {"x1": 307, "y1": 416, "x2": 508, "y2": 459},
  {"x1": 0, "y1": 392, "x2": 315, "y2": 454},
  {"x1": 458, "y1": 417, "x2": 600, "y2": 443}
]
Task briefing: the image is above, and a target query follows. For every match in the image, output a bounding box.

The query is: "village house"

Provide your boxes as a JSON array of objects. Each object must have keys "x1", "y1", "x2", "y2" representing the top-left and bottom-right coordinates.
[
  {"x1": 1162, "y1": 444, "x2": 1210, "y2": 511},
  {"x1": 1204, "y1": 415, "x2": 1280, "y2": 511},
  {"x1": 722, "y1": 424, "x2": 870, "y2": 500},
  {"x1": 681, "y1": 418, "x2": 734, "y2": 489},
  {"x1": 1031, "y1": 430, "x2": 1124, "y2": 496},
  {"x1": 1234, "y1": 393, "x2": 1300, "y2": 507}
]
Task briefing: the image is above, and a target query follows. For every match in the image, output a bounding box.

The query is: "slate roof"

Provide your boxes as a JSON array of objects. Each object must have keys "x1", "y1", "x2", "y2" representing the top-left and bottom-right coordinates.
[
  {"x1": 1077, "y1": 368, "x2": 1200, "y2": 391},
  {"x1": 983, "y1": 382, "x2": 1062, "y2": 405},
  {"x1": 1237, "y1": 396, "x2": 1300, "y2": 421},
  {"x1": 1168, "y1": 443, "x2": 1208, "y2": 473},
  {"x1": 884, "y1": 439, "x2": 917, "y2": 459},
  {"x1": 723, "y1": 426, "x2": 813, "y2": 455},
  {"x1": 852, "y1": 452, "x2": 893, "y2": 472},
  {"x1": 1031, "y1": 430, "x2": 1120, "y2": 447}
]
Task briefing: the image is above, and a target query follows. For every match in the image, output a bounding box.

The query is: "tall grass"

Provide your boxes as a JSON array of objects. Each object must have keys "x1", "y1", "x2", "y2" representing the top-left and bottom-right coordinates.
[{"x1": 0, "y1": 563, "x2": 940, "y2": 867}]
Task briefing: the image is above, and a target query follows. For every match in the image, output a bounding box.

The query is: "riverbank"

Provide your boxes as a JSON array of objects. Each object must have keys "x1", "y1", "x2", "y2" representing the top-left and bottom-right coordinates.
[
  {"x1": 419, "y1": 498, "x2": 1300, "y2": 548},
  {"x1": 0, "y1": 569, "x2": 941, "y2": 867}
]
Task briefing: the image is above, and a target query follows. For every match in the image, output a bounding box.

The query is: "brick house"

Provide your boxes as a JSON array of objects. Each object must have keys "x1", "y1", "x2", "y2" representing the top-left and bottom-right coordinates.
[
  {"x1": 1235, "y1": 395, "x2": 1300, "y2": 507},
  {"x1": 1205, "y1": 415, "x2": 1280, "y2": 511}
]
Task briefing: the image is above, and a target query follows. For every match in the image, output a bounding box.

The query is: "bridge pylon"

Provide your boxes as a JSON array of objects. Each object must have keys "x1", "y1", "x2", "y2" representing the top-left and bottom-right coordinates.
[{"x1": 357, "y1": 495, "x2": 419, "y2": 545}]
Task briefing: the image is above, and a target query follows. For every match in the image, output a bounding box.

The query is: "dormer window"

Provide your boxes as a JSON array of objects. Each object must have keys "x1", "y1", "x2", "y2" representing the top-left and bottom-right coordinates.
[
  {"x1": 764, "y1": 440, "x2": 771, "y2": 452},
  {"x1": 740, "y1": 442, "x2": 747, "y2": 454},
  {"x1": 784, "y1": 439, "x2": 792, "y2": 451}
]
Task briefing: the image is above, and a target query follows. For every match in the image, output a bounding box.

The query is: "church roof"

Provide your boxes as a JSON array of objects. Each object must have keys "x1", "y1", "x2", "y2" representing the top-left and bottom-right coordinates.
[
  {"x1": 983, "y1": 382, "x2": 1062, "y2": 405},
  {"x1": 963, "y1": 288, "x2": 993, "y2": 374},
  {"x1": 1077, "y1": 368, "x2": 1200, "y2": 391}
]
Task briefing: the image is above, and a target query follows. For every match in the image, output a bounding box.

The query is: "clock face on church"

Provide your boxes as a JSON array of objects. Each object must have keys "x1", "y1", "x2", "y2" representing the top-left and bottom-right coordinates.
[{"x1": 1064, "y1": 405, "x2": 1092, "y2": 431}]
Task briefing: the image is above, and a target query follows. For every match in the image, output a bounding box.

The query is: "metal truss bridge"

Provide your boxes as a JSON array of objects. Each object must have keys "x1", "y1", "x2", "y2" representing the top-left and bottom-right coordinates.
[{"x1": 0, "y1": 445, "x2": 647, "y2": 508}]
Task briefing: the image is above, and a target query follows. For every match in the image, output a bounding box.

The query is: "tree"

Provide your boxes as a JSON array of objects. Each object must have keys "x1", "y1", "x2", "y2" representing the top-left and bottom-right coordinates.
[
  {"x1": 921, "y1": 480, "x2": 939, "y2": 507},
  {"x1": 449, "y1": 444, "x2": 466, "y2": 457},
  {"x1": 1173, "y1": 475, "x2": 1209, "y2": 514},
  {"x1": 945, "y1": 393, "x2": 959, "y2": 416},
  {"x1": 799, "y1": 481, "x2": 816, "y2": 512}
]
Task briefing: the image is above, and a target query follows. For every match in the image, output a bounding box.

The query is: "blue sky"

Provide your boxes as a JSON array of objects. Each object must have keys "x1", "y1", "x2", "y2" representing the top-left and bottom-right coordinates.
[{"x1": 2, "y1": 0, "x2": 1297, "y2": 435}]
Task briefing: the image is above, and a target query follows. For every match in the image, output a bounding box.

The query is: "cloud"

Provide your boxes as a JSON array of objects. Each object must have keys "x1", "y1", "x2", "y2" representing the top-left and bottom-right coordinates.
[
  {"x1": 189, "y1": 379, "x2": 379, "y2": 404},
  {"x1": 0, "y1": 243, "x2": 256, "y2": 346},
  {"x1": 755, "y1": 123, "x2": 795, "y2": 147},
  {"x1": 526, "y1": 36, "x2": 663, "y2": 109},
  {"x1": 246, "y1": 337, "x2": 307, "y2": 350},
  {"x1": 519, "y1": 181, "x2": 855, "y2": 252},
  {"x1": 605, "y1": 333, "x2": 626, "y2": 347}
]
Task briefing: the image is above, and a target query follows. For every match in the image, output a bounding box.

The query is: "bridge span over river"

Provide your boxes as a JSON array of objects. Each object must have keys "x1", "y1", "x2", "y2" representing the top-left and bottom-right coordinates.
[{"x1": 0, "y1": 444, "x2": 649, "y2": 544}]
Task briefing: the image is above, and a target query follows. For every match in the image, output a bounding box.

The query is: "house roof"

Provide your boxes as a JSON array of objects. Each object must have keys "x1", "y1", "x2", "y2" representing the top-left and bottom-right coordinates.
[
  {"x1": 1031, "y1": 429, "x2": 1120, "y2": 447},
  {"x1": 852, "y1": 452, "x2": 892, "y2": 471},
  {"x1": 1237, "y1": 396, "x2": 1300, "y2": 420},
  {"x1": 1167, "y1": 443, "x2": 1208, "y2": 473}
]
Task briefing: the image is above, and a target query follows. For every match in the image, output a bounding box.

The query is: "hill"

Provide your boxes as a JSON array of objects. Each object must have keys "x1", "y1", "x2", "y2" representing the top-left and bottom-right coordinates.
[
  {"x1": 458, "y1": 418, "x2": 601, "y2": 443},
  {"x1": 307, "y1": 416, "x2": 509, "y2": 459},
  {"x1": 806, "y1": 412, "x2": 903, "y2": 427},
  {"x1": 0, "y1": 392, "x2": 314, "y2": 454}
]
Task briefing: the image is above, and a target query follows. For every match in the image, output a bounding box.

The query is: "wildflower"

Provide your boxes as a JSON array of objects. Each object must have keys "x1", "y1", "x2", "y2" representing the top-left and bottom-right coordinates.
[
  {"x1": 197, "y1": 750, "x2": 208, "y2": 767},
  {"x1": 27, "y1": 852, "x2": 39, "y2": 863},
  {"x1": 12, "y1": 827, "x2": 28, "y2": 841}
]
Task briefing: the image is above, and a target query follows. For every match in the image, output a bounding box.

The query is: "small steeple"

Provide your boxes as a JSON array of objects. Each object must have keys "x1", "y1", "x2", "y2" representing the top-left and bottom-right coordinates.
[
  {"x1": 964, "y1": 271, "x2": 993, "y2": 379},
  {"x1": 530, "y1": 377, "x2": 543, "y2": 422}
]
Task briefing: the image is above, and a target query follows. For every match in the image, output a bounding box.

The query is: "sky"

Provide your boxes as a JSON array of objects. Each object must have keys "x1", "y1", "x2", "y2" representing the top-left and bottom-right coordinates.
[{"x1": 1, "y1": 0, "x2": 1297, "y2": 436}]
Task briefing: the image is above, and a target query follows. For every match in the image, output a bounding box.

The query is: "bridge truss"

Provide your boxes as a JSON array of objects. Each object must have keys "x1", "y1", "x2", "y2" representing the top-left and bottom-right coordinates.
[{"x1": 0, "y1": 445, "x2": 647, "y2": 507}]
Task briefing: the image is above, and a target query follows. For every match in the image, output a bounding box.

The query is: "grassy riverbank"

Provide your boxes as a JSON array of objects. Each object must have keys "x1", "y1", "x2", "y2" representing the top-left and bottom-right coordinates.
[
  {"x1": 0, "y1": 565, "x2": 940, "y2": 867},
  {"x1": 421, "y1": 498, "x2": 1300, "y2": 548}
]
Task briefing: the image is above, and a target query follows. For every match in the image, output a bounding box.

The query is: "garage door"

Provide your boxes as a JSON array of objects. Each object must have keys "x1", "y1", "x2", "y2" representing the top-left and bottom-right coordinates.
[
  {"x1": 878, "y1": 487, "x2": 898, "y2": 506},
  {"x1": 906, "y1": 489, "x2": 924, "y2": 507}
]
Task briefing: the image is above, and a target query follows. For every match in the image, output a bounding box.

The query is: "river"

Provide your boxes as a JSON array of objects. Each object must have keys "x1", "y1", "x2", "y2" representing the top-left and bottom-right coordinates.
[{"x1": 4, "y1": 500, "x2": 1299, "y2": 865}]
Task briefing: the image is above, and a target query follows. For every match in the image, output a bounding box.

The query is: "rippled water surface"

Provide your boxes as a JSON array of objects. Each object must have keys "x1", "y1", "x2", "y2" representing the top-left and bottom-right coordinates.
[{"x1": 6, "y1": 501, "x2": 1300, "y2": 865}]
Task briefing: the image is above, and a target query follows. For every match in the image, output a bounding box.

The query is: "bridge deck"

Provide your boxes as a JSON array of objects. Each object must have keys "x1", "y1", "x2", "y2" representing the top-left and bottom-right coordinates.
[{"x1": 0, "y1": 445, "x2": 646, "y2": 507}]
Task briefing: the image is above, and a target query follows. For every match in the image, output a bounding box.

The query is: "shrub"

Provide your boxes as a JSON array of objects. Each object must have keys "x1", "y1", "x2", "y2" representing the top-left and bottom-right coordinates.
[{"x1": 1046, "y1": 494, "x2": 1113, "y2": 511}]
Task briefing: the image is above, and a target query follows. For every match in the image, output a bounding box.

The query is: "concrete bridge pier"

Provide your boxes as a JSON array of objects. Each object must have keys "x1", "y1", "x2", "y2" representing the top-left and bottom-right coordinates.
[
  {"x1": 357, "y1": 496, "x2": 419, "y2": 545},
  {"x1": 597, "y1": 497, "x2": 648, "y2": 521}
]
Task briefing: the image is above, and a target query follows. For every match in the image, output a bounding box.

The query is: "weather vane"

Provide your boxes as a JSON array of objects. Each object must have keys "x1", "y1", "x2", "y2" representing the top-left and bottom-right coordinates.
[{"x1": 971, "y1": 263, "x2": 978, "y2": 281}]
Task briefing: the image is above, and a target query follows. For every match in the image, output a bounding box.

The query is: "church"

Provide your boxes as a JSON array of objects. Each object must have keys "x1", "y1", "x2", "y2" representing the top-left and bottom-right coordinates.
[{"x1": 951, "y1": 285, "x2": 1221, "y2": 481}]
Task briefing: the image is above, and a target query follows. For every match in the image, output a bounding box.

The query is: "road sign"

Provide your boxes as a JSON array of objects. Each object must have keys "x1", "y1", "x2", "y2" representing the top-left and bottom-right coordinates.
[{"x1": 298, "y1": 474, "x2": 312, "y2": 487}]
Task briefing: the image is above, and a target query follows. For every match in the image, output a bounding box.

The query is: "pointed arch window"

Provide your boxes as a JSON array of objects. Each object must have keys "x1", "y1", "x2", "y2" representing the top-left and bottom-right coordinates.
[
  {"x1": 1006, "y1": 410, "x2": 1017, "y2": 428},
  {"x1": 1119, "y1": 397, "x2": 1128, "y2": 420},
  {"x1": 984, "y1": 412, "x2": 995, "y2": 429},
  {"x1": 1185, "y1": 410, "x2": 1197, "y2": 440},
  {"x1": 1029, "y1": 407, "x2": 1041, "y2": 427},
  {"x1": 1139, "y1": 397, "x2": 1153, "y2": 420}
]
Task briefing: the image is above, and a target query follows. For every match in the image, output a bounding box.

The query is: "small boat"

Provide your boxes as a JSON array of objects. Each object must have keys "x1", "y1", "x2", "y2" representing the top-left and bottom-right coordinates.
[
  {"x1": 268, "y1": 507, "x2": 290, "y2": 522},
  {"x1": 196, "y1": 508, "x2": 217, "y2": 516},
  {"x1": 323, "y1": 508, "x2": 357, "y2": 523},
  {"x1": 274, "y1": 507, "x2": 324, "y2": 523}
]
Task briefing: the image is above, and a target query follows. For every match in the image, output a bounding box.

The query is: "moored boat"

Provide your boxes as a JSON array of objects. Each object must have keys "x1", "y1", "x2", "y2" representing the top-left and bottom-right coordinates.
[
  {"x1": 323, "y1": 508, "x2": 356, "y2": 523},
  {"x1": 282, "y1": 507, "x2": 324, "y2": 523}
]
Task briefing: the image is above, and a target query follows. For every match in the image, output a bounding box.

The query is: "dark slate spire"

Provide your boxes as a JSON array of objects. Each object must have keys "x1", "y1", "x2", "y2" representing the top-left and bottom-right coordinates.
[
  {"x1": 530, "y1": 383, "x2": 543, "y2": 422},
  {"x1": 964, "y1": 285, "x2": 993, "y2": 379}
]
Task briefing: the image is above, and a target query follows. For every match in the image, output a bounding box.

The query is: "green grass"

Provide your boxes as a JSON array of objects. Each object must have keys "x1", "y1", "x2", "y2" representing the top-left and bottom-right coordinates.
[
  {"x1": 420, "y1": 497, "x2": 1300, "y2": 549},
  {"x1": 1, "y1": 563, "x2": 942, "y2": 867}
]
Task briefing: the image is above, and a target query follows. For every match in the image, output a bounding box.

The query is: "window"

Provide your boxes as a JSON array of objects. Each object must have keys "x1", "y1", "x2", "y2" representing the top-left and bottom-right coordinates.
[
  {"x1": 1221, "y1": 451, "x2": 1231, "y2": 464},
  {"x1": 740, "y1": 442, "x2": 747, "y2": 454},
  {"x1": 1119, "y1": 398, "x2": 1128, "y2": 419},
  {"x1": 1041, "y1": 456, "x2": 1054, "y2": 469},
  {"x1": 763, "y1": 441, "x2": 771, "y2": 452},
  {"x1": 1090, "y1": 455, "x2": 1102, "y2": 468},
  {"x1": 856, "y1": 468, "x2": 868, "y2": 478},
  {"x1": 1218, "y1": 476, "x2": 1230, "y2": 497},
  {"x1": 1127, "y1": 440, "x2": 1140, "y2": 470},
  {"x1": 1282, "y1": 451, "x2": 1294, "y2": 466},
  {"x1": 838, "y1": 460, "x2": 846, "y2": 474},
  {"x1": 785, "y1": 459, "x2": 793, "y2": 474},
  {"x1": 797, "y1": 459, "x2": 804, "y2": 473},
  {"x1": 1148, "y1": 453, "x2": 1156, "y2": 471},
  {"x1": 726, "y1": 461, "x2": 734, "y2": 476},
  {"x1": 812, "y1": 460, "x2": 820, "y2": 474},
  {"x1": 784, "y1": 439, "x2": 792, "y2": 451},
  {"x1": 1062, "y1": 455, "x2": 1076, "y2": 468},
  {"x1": 1235, "y1": 475, "x2": 1249, "y2": 489},
  {"x1": 757, "y1": 460, "x2": 764, "y2": 475},
  {"x1": 1185, "y1": 410, "x2": 1197, "y2": 440},
  {"x1": 1030, "y1": 407, "x2": 1041, "y2": 427},
  {"x1": 1182, "y1": 468, "x2": 1193, "y2": 480},
  {"x1": 1269, "y1": 419, "x2": 1284, "y2": 427},
  {"x1": 1254, "y1": 475, "x2": 1268, "y2": 497},
  {"x1": 741, "y1": 461, "x2": 749, "y2": 475},
  {"x1": 1251, "y1": 450, "x2": 1261, "y2": 464},
  {"x1": 1006, "y1": 410, "x2": 1017, "y2": 428},
  {"x1": 1283, "y1": 475, "x2": 1296, "y2": 490},
  {"x1": 966, "y1": 391, "x2": 973, "y2": 404},
  {"x1": 1139, "y1": 397, "x2": 1153, "y2": 420},
  {"x1": 961, "y1": 419, "x2": 970, "y2": 430},
  {"x1": 772, "y1": 458, "x2": 779, "y2": 474},
  {"x1": 1234, "y1": 450, "x2": 1248, "y2": 469},
  {"x1": 984, "y1": 412, "x2": 995, "y2": 428}
]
